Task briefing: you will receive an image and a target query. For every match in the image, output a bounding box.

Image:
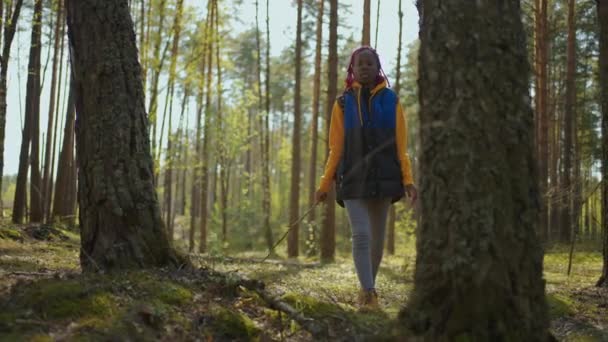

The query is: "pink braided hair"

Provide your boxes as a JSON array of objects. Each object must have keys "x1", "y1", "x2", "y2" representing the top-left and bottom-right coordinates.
[{"x1": 344, "y1": 46, "x2": 390, "y2": 89}]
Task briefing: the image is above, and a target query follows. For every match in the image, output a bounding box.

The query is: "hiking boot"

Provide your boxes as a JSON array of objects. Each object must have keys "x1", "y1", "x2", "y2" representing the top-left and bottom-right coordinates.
[{"x1": 357, "y1": 289, "x2": 379, "y2": 311}]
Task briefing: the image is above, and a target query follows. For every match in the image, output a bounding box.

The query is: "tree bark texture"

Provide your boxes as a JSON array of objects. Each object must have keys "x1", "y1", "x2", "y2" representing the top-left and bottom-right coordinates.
[
  {"x1": 66, "y1": 0, "x2": 178, "y2": 271},
  {"x1": 404, "y1": 1, "x2": 548, "y2": 340}
]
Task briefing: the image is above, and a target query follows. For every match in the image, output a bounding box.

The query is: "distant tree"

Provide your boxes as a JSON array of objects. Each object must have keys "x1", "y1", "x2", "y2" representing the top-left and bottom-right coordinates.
[
  {"x1": 66, "y1": 0, "x2": 181, "y2": 270},
  {"x1": 561, "y1": 0, "x2": 577, "y2": 243},
  {"x1": 41, "y1": 0, "x2": 64, "y2": 222},
  {"x1": 14, "y1": 0, "x2": 43, "y2": 224},
  {"x1": 361, "y1": 0, "x2": 370, "y2": 45},
  {"x1": 52, "y1": 81, "x2": 76, "y2": 223},
  {"x1": 288, "y1": 0, "x2": 303, "y2": 258},
  {"x1": 199, "y1": 0, "x2": 216, "y2": 253},
  {"x1": 307, "y1": 0, "x2": 324, "y2": 256},
  {"x1": 321, "y1": 0, "x2": 338, "y2": 262},
  {"x1": 0, "y1": 0, "x2": 24, "y2": 216},
  {"x1": 598, "y1": 0, "x2": 608, "y2": 288},
  {"x1": 535, "y1": 0, "x2": 549, "y2": 241},
  {"x1": 403, "y1": 1, "x2": 548, "y2": 339}
]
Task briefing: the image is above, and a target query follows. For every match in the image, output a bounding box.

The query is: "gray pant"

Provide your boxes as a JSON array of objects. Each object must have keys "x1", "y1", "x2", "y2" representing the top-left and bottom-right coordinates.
[{"x1": 344, "y1": 198, "x2": 391, "y2": 290}]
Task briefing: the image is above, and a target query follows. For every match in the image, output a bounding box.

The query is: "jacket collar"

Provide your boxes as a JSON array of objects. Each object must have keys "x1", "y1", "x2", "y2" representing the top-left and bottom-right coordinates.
[{"x1": 350, "y1": 80, "x2": 387, "y2": 96}]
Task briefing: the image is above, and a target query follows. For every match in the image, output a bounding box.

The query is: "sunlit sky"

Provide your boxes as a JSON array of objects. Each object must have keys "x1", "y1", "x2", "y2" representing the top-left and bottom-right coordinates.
[{"x1": 4, "y1": 0, "x2": 419, "y2": 175}]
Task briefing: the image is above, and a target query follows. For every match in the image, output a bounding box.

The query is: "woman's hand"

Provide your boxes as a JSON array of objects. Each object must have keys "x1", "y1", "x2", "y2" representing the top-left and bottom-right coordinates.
[
  {"x1": 315, "y1": 190, "x2": 328, "y2": 204},
  {"x1": 405, "y1": 184, "x2": 418, "y2": 204}
]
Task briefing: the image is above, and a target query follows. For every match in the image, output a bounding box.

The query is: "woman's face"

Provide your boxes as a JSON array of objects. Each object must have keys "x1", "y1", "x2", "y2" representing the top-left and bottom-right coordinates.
[{"x1": 353, "y1": 50, "x2": 379, "y2": 87}]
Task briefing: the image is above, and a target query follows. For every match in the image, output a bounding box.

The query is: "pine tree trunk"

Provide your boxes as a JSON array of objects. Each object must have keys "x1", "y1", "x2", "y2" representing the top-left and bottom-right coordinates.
[
  {"x1": 14, "y1": 0, "x2": 43, "y2": 224},
  {"x1": 48, "y1": 3, "x2": 69, "y2": 222},
  {"x1": 28, "y1": 0, "x2": 43, "y2": 223},
  {"x1": 148, "y1": 0, "x2": 167, "y2": 175},
  {"x1": 213, "y1": 0, "x2": 227, "y2": 244},
  {"x1": 321, "y1": 0, "x2": 338, "y2": 263},
  {"x1": 550, "y1": 56, "x2": 561, "y2": 241},
  {"x1": 263, "y1": 0, "x2": 273, "y2": 252},
  {"x1": 189, "y1": 1, "x2": 211, "y2": 252},
  {"x1": 561, "y1": 0, "x2": 576, "y2": 244},
  {"x1": 66, "y1": 0, "x2": 181, "y2": 271},
  {"x1": 177, "y1": 92, "x2": 188, "y2": 216},
  {"x1": 162, "y1": 0, "x2": 184, "y2": 241},
  {"x1": 0, "y1": 0, "x2": 24, "y2": 214},
  {"x1": 536, "y1": 0, "x2": 549, "y2": 242},
  {"x1": 52, "y1": 82, "x2": 75, "y2": 221},
  {"x1": 307, "y1": 0, "x2": 324, "y2": 256},
  {"x1": 41, "y1": 0, "x2": 63, "y2": 223},
  {"x1": 199, "y1": 1, "x2": 215, "y2": 253},
  {"x1": 597, "y1": 0, "x2": 608, "y2": 288},
  {"x1": 288, "y1": 0, "x2": 303, "y2": 258},
  {"x1": 361, "y1": 0, "x2": 370, "y2": 46},
  {"x1": 403, "y1": 1, "x2": 548, "y2": 339}
]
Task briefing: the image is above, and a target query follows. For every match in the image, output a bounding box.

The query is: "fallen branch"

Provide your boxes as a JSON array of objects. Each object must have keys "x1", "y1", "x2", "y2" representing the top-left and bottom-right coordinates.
[
  {"x1": 190, "y1": 254, "x2": 320, "y2": 268},
  {"x1": 249, "y1": 285, "x2": 328, "y2": 338},
  {"x1": 196, "y1": 265, "x2": 328, "y2": 338}
]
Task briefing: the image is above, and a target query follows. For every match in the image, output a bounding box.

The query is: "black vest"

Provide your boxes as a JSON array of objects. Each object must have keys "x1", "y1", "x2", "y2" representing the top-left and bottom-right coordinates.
[{"x1": 335, "y1": 86, "x2": 404, "y2": 207}]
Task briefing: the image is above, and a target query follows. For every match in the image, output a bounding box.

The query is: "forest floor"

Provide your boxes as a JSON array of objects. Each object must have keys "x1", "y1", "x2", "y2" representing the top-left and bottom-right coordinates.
[{"x1": 0, "y1": 222, "x2": 607, "y2": 341}]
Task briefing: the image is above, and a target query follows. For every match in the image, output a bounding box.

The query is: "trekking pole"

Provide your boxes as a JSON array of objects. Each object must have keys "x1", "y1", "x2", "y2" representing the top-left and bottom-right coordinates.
[{"x1": 262, "y1": 202, "x2": 320, "y2": 262}]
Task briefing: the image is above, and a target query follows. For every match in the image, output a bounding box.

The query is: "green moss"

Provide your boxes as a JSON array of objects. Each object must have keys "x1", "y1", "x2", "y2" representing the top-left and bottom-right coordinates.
[
  {"x1": 547, "y1": 293, "x2": 575, "y2": 319},
  {"x1": 281, "y1": 293, "x2": 342, "y2": 318},
  {"x1": 13, "y1": 278, "x2": 118, "y2": 320},
  {"x1": 28, "y1": 334, "x2": 53, "y2": 342},
  {"x1": 0, "y1": 227, "x2": 23, "y2": 241},
  {"x1": 208, "y1": 305, "x2": 260, "y2": 339}
]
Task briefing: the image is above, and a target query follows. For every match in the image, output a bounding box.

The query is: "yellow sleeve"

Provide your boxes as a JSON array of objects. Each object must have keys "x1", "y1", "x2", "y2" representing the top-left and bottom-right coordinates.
[
  {"x1": 396, "y1": 101, "x2": 414, "y2": 185},
  {"x1": 317, "y1": 101, "x2": 344, "y2": 193}
]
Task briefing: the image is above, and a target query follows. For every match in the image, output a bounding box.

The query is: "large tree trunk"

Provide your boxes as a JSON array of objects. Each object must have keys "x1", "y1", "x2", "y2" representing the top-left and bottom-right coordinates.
[
  {"x1": 561, "y1": 0, "x2": 576, "y2": 244},
  {"x1": 307, "y1": 0, "x2": 324, "y2": 257},
  {"x1": 361, "y1": 0, "x2": 370, "y2": 46},
  {"x1": 288, "y1": 0, "x2": 303, "y2": 258},
  {"x1": 0, "y1": 0, "x2": 24, "y2": 214},
  {"x1": 66, "y1": 0, "x2": 180, "y2": 271},
  {"x1": 403, "y1": 1, "x2": 548, "y2": 339},
  {"x1": 321, "y1": 0, "x2": 338, "y2": 263},
  {"x1": 597, "y1": 0, "x2": 608, "y2": 288}
]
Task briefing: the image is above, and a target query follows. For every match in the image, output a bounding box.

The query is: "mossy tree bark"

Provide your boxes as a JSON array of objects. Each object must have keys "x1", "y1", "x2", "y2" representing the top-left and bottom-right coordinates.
[
  {"x1": 66, "y1": 0, "x2": 180, "y2": 271},
  {"x1": 598, "y1": 0, "x2": 608, "y2": 288},
  {"x1": 403, "y1": 1, "x2": 549, "y2": 340}
]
